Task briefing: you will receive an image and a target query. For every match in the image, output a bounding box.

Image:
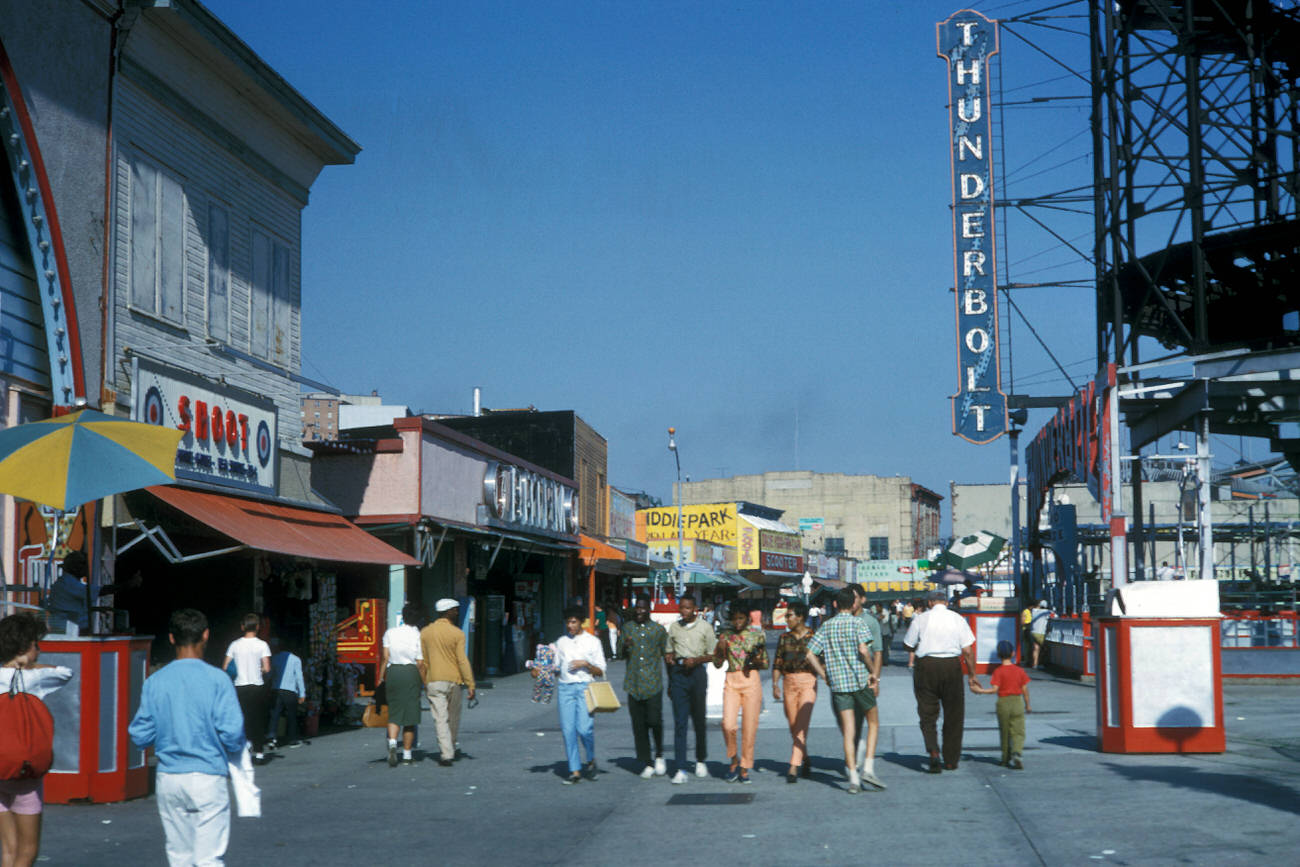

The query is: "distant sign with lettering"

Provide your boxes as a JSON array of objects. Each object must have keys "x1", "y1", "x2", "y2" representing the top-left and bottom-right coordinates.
[{"x1": 939, "y1": 10, "x2": 1006, "y2": 443}]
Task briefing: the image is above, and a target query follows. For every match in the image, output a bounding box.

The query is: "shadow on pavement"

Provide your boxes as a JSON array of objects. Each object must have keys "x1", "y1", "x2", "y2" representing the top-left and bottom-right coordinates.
[
  {"x1": 1040, "y1": 734, "x2": 1099, "y2": 752},
  {"x1": 1102, "y1": 762, "x2": 1300, "y2": 815},
  {"x1": 528, "y1": 760, "x2": 570, "y2": 779}
]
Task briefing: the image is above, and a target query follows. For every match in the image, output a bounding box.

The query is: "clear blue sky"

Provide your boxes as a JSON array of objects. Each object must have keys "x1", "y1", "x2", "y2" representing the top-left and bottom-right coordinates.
[{"x1": 204, "y1": 0, "x2": 1103, "y2": 513}]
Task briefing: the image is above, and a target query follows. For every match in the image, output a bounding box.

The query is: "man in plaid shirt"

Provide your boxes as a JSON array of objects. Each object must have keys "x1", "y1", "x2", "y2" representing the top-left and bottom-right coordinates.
[{"x1": 806, "y1": 587, "x2": 884, "y2": 793}]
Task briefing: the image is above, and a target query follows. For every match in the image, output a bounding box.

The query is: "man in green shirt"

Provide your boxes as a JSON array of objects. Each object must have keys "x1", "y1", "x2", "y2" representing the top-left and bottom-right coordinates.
[
  {"x1": 665, "y1": 595, "x2": 716, "y2": 784},
  {"x1": 619, "y1": 597, "x2": 669, "y2": 779}
]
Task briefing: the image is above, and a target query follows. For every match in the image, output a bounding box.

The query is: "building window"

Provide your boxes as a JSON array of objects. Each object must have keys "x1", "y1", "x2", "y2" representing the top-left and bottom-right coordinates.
[
  {"x1": 206, "y1": 203, "x2": 229, "y2": 341},
  {"x1": 129, "y1": 156, "x2": 185, "y2": 324},
  {"x1": 250, "y1": 229, "x2": 291, "y2": 363},
  {"x1": 825, "y1": 537, "x2": 845, "y2": 556},
  {"x1": 869, "y1": 537, "x2": 889, "y2": 560}
]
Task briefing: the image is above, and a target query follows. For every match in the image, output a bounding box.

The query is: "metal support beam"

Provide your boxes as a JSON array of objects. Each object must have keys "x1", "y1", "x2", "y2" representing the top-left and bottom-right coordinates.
[
  {"x1": 1128, "y1": 379, "x2": 1210, "y2": 447},
  {"x1": 1197, "y1": 413, "x2": 1213, "y2": 580}
]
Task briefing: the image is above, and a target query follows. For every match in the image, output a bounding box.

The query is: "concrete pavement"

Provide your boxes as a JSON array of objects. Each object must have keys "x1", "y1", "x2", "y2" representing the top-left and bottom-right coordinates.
[{"x1": 40, "y1": 642, "x2": 1300, "y2": 865}]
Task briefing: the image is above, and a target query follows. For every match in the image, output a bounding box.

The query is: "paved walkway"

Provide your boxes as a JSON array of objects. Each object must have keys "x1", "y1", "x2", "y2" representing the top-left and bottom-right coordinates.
[{"x1": 41, "y1": 641, "x2": 1300, "y2": 865}]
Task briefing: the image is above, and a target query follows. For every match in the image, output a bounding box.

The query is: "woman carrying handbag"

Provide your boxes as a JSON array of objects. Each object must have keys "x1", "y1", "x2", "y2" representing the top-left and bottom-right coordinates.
[{"x1": 533, "y1": 607, "x2": 606, "y2": 785}]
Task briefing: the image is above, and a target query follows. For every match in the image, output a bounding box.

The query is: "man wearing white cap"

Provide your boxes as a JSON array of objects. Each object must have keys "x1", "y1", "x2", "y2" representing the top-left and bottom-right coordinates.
[{"x1": 420, "y1": 599, "x2": 476, "y2": 766}]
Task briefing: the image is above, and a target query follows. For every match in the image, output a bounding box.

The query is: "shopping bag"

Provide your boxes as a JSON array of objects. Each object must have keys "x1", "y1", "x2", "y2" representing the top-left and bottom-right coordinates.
[
  {"x1": 584, "y1": 680, "x2": 621, "y2": 714},
  {"x1": 227, "y1": 745, "x2": 261, "y2": 818}
]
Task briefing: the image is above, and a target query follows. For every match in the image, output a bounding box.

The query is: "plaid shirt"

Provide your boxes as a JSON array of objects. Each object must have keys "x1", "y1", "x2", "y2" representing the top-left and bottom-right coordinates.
[
  {"x1": 807, "y1": 613, "x2": 873, "y2": 694},
  {"x1": 619, "y1": 619, "x2": 668, "y2": 700}
]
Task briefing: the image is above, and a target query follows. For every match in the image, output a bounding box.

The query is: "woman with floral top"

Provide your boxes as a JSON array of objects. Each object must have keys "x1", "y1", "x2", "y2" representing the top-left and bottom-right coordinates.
[
  {"x1": 712, "y1": 602, "x2": 768, "y2": 784},
  {"x1": 771, "y1": 599, "x2": 817, "y2": 783}
]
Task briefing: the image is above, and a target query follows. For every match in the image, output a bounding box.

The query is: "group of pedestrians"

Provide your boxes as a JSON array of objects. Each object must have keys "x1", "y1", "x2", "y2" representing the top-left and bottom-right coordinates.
[
  {"x1": 219, "y1": 615, "x2": 307, "y2": 765},
  {"x1": 377, "y1": 599, "x2": 477, "y2": 768}
]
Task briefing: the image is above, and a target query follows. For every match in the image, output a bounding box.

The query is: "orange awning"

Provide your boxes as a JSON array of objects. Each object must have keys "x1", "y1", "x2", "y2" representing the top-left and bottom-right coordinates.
[
  {"x1": 578, "y1": 534, "x2": 625, "y2": 567},
  {"x1": 147, "y1": 486, "x2": 419, "y2": 566}
]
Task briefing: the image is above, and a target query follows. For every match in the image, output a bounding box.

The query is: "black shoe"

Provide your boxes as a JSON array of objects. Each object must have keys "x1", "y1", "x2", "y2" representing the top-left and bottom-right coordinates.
[
  {"x1": 738, "y1": 770, "x2": 751, "y2": 784},
  {"x1": 927, "y1": 754, "x2": 942, "y2": 774},
  {"x1": 724, "y1": 763, "x2": 741, "y2": 784},
  {"x1": 786, "y1": 771, "x2": 798, "y2": 784},
  {"x1": 438, "y1": 758, "x2": 453, "y2": 767},
  {"x1": 387, "y1": 745, "x2": 398, "y2": 767},
  {"x1": 800, "y1": 762, "x2": 812, "y2": 778},
  {"x1": 562, "y1": 773, "x2": 581, "y2": 785},
  {"x1": 582, "y1": 761, "x2": 598, "y2": 781},
  {"x1": 944, "y1": 762, "x2": 959, "y2": 771}
]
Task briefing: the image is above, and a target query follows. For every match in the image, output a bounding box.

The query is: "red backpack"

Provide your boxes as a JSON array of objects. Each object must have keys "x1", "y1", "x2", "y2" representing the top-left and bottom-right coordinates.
[{"x1": 0, "y1": 670, "x2": 55, "y2": 780}]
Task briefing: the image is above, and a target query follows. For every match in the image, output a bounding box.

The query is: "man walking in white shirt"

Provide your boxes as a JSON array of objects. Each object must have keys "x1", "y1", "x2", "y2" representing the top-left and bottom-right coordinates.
[{"x1": 903, "y1": 589, "x2": 978, "y2": 773}]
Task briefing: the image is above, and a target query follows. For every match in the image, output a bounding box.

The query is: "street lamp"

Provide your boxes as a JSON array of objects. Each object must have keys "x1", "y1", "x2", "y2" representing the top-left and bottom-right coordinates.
[{"x1": 668, "y1": 427, "x2": 684, "y2": 597}]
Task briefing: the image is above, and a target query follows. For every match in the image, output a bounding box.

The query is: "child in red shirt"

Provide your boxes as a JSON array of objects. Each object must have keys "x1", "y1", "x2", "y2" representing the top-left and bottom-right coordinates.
[{"x1": 970, "y1": 640, "x2": 1031, "y2": 768}]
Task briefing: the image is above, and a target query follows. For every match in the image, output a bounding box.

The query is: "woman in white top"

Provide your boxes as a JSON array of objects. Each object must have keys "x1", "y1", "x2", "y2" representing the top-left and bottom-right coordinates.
[
  {"x1": 378, "y1": 602, "x2": 425, "y2": 767},
  {"x1": 222, "y1": 613, "x2": 271, "y2": 763},
  {"x1": 539, "y1": 606, "x2": 606, "y2": 784},
  {"x1": 0, "y1": 613, "x2": 74, "y2": 867}
]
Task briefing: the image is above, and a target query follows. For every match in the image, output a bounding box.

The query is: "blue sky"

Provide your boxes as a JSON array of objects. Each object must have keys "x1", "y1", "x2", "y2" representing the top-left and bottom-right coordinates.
[{"x1": 204, "y1": 0, "x2": 1103, "y2": 511}]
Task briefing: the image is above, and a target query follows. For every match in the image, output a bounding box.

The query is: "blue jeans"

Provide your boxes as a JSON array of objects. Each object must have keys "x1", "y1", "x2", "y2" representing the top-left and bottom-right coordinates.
[
  {"x1": 669, "y1": 665, "x2": 709, "y2": 767},
  {"x1": 557, "y1": 681, "x2": 595, "y2": 773}
]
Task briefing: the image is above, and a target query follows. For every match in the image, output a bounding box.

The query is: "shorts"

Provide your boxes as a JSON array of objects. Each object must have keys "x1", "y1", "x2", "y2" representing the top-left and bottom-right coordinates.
[
  {"x1": 0, "y1": 778, "x2": 43, "y2": 815},
  {"x1": 831, "y1": 686, "x2": 877, "y2": 715},
  {"x1": 1031, "y1": 634, "x2": 1045, "y2": 645}
]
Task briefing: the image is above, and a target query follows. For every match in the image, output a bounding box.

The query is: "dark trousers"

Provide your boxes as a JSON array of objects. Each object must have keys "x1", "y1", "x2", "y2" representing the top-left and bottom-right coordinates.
[
  {"x1": 669, "y1": 666, "x2": 708, "y2": 766},
  {"x1": 236, "y1": 684, "x2": 268, "y2": 753},
  {"x1": 913, "y1": 656, "x2": 965, "y2": 766},
  {"x1": 627, "y1": 692, "x2": 664, "y2": 765},
  {"x1": 266, "y1": 688, "x2": 300, "y2": 744}
]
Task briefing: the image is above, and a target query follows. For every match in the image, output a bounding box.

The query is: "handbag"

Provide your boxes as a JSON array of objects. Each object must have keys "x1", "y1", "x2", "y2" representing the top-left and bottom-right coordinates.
[
  {"x1": 584, "y1": 679, "x2": 621, "y2": 714},
  {"x1": 362, "y1": 702, "x2": 389, "y2": 728}
]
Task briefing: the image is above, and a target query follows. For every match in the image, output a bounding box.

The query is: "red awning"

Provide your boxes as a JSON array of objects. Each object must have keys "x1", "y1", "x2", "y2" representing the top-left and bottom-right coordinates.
[{"x1": 147, "y1": 486, "x2": 419, "y2": 566}]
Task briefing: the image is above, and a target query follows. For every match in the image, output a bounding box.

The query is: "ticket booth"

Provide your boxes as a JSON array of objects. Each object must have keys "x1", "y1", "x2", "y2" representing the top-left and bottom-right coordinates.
[
  {"x1": 39, "y1": 635, "x2": 152, "y2": 804},
  {"x1": 957, "y1": 598, "x2": 1020, "y2": 674},
  {"x1": 1096, "y1": 582, "x2": 1224, "y2": 754}
]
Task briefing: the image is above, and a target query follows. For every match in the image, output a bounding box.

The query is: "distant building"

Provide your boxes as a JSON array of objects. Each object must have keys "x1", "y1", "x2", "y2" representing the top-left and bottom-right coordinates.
[
  {"x1": 677, "y1": 471, "x2": 942, "y2": 561},
  {"x1": 301, "y1": 389, "x2": 389, "y2": 440}
]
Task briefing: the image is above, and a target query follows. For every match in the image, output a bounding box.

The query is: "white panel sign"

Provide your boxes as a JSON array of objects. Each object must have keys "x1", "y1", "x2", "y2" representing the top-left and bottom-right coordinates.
[
  {"x1": 1128, "y1": 626, "x2": 1215, "y2": 728},
  {"x1": 132, "y1": 357, "x2": 278, "y2": 495}
]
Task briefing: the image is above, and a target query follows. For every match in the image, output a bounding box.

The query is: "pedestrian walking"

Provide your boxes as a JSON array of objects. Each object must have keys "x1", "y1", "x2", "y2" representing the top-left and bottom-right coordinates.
[
  {"x1": 420, "y1": 599, "x2": 475, "y2": 767},
  {"x1": 849, "y1": 585, "x2": 886, "y2": 781},
  {"x1": 222, "y1": 613, "x2": 271, "y2": 764},
  {"x1": 666, "y1": 595, "x2": 716, "y2": 784},
  {"x1": 537, "y1": 606, "x2": 605, "y2": 784},
  {"x1": 970, "y1": 640, "x2": 1032, "y2": 768},
  {"x1": 0, "y1": 613, "x2": 73, "y2": 867},
  {"x1": 265, "y1": 639, "x2": 305, "y2": 751},
  {"x1": 378, "y1": 602, "x2": 425, "y2": 767},
  {"x1": 618, "y1": 596, "x2": 668, "y2": 779},
  {"x1": 129, "y1": 609, "x2": 246, "y2": 867},
  {"x1": 805, "y1": 588, "x2": 885, "y2": 793},
  {"x1": 1029, "y1": 601, "x2": 1053, "y2": 668},
  {"x1": 770, "y1": 599, "x2": 817, "y2": 783},
  {"x1": 903, "y1": 589, "x2": 977, "y2": 773},
  {"x1": 714, "y1": 602, "x2": 767, "y2": 784}
]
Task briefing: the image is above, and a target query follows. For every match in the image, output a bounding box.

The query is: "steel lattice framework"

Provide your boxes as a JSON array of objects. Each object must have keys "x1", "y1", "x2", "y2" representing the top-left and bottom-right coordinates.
[{"x1": 1091, "y1": 0, "x2": 1300, "y2": 365}]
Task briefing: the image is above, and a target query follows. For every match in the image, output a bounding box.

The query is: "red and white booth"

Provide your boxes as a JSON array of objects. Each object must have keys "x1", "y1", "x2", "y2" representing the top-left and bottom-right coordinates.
[
  {"x1": 1096, "y1": 582, "x2": 1224, "y2": 754},
  {"x1": 956, "y1": 598, "x2": 1021, "y2": 674},
  {"x1": 39, "y1": 635, "x2": 152, "y2": 804}
]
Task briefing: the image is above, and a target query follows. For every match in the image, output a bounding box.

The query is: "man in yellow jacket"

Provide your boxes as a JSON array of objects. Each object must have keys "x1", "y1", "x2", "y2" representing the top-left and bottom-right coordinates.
[{"x1": 420, "y1": 599, "x2": 476, "y2": 766}]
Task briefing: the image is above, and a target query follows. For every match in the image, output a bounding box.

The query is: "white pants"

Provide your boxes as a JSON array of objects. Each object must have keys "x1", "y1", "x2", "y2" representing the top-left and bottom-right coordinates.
[{"x1": 156, "y1": 772, "x2": 230, "y2": 866}]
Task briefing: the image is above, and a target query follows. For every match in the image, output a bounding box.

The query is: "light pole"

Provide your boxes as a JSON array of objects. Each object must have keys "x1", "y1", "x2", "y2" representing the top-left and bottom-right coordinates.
[{"x1": 668, "y1": 427, "x2": 685, "y2": 597}]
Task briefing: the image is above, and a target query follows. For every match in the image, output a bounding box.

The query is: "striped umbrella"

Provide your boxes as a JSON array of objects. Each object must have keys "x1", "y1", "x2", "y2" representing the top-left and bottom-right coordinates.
[
  {"x1": 940, "y1": 530, "x2": 1006, "y2": 570},
  {"x1": 0, "y1": 409, "x2": 182, "y2": 510}
]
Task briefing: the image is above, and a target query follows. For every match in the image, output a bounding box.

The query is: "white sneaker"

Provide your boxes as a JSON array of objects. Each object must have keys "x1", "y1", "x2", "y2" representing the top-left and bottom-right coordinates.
[
  {"x1": 694, "y1": 761, "x2": 708, "y2": 778},
  {"x1": 654, "y1": 756, "x2": 667, "y2": 776},
  {"x1": 671, "y1": 770, "x2": 688, "y2": 785},
  {"x1": 861, "y1": 770, "x2": 887, "y2": 790},
  {"x1": 640, "y1": 765, "x2": 655, "y2": 779},
  {"x1": 845, "y1": 764, "x2": 861, "y2": 794}
]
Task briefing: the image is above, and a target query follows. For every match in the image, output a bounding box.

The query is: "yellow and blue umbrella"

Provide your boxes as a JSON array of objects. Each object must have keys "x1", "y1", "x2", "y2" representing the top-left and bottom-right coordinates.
[{"x1": 0, "y1": 409, "x2": 182, "y2": 510}]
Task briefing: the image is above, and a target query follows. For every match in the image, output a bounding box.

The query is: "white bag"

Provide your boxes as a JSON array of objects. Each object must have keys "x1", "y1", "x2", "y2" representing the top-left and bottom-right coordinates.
[{"x1": 227, "y1": 745, "x2": 261, "y2": 818}]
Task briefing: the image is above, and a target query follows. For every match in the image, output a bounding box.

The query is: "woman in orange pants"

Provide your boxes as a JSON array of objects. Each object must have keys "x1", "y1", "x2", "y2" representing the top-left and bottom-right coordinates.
[
  {"x1": 713, "y1": 602, "x2": 768, "y2": 784},
  {"x1": 771, "y1": 600, "x2": 818, "y2": 783}
]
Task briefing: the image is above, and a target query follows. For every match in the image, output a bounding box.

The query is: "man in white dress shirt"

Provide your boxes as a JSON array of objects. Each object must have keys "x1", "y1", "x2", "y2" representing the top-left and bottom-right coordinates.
[{"x1": 903, "y1": 589, "x2": 977, "y2": 773}]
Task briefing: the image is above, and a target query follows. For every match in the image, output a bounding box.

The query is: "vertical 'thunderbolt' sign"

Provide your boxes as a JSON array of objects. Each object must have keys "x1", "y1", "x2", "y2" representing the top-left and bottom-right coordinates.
[{"x1": 939, "y1": 10, "x2": 1006, "y2": 444}]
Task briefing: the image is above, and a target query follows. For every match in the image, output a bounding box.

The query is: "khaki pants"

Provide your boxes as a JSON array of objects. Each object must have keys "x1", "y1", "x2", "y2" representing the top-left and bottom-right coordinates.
[
  {"x1": 721, "y1": 670, "x2": 762, "y2": 770},
  {"x1": 426, "y1": 681, "x2": 463, "y2": 760},
  {"x1": 781, "y1": 672, "x2": 817, "y2": 768}
]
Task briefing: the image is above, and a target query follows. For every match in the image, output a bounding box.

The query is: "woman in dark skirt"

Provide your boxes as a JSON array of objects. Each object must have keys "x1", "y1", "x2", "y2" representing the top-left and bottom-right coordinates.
[{"x1": 378, "y1": 602, "x2": 426, "y2": 766}]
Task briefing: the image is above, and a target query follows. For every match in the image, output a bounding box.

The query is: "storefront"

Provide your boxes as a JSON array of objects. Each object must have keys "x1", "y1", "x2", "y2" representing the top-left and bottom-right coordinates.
[{"x1": 311, "y1": 416, "x2": 580, "y2": 677}]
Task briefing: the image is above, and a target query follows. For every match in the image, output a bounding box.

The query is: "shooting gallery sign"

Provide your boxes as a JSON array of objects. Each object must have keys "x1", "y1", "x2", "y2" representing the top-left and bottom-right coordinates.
[{"x1": 939, "y1": 9, "x2": 1007, "y2": 444}]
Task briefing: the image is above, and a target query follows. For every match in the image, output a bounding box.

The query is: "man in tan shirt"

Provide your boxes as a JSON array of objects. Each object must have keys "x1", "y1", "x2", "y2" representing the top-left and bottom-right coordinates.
[{"x1": 420, "y1": 598, "x2": 476, "y2": 766}]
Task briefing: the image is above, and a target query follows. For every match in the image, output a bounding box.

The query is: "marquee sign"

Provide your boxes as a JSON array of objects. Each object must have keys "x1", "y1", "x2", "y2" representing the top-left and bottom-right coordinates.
[
  {"x1": 482, "y1": 460, "x2": 579, "y2": 536},
  {"x1": 132, "y1": 356, "x2": 277, "y2": 495},
  {"x1": 939, "y1": 10, "x2": 1006, "y2": 444},
  {"x1": 636, "y1": 503, "x2": 737, "y2": 546}
]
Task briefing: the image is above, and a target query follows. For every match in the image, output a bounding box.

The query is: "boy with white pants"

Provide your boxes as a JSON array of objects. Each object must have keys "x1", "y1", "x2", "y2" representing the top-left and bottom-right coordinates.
[{"x1": 130, "y1": 609, "x2": 246, "y2": 865}]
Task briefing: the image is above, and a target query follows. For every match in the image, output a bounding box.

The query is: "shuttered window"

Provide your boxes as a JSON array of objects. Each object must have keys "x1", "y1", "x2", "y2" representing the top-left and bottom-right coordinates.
[
  {"x1": 129, "y1": 156, "x2": 185, "y2": 325},
  {"x1": 250, "y1": 228, "x2": 291, "y2": 364},
  {"x1": 206, "y1": 203, "x2": 230, "y2": 342}
]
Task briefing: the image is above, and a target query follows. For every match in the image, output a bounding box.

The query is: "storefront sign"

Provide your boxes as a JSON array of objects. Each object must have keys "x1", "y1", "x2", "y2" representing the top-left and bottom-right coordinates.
[
  {"x1": 636, "y1": 503, "x2": 737, "y2": 545},
  {"x1": 798, "y1": 517, "x2": 824, "y2": 533},
  {"x1": 939, "y1": 10, "x2": 1006, "y2": 444},
  {"x1": 759, "y1": 529, "x2": 801, "y2": 556},
  {"x1": 761, "y1": 551, "x2": 802, "y2": 575},
  {"x1": 738, "y1": 521, "x2": 758, "y2": 570},
  {"x1": 608, "y1": 487, "x2": 636, "y2": 540},
  {"x1": 856, "y1": 559, "x2": 922, "y2": 582},
  {"x1": 132, "y1": 357, "x2": 277, "y2": 495},
  {"x1": 482, "y1": 460, "x2": 578, "y2": 536}
]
